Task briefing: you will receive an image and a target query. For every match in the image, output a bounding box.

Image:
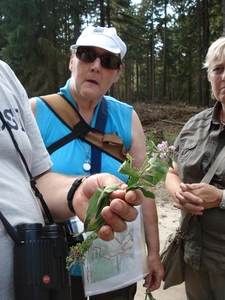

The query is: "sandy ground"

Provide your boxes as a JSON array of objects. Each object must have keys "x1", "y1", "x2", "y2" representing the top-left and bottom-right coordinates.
[{"x1": 135, "y1": 181, "x2": 186, "y2": 300}]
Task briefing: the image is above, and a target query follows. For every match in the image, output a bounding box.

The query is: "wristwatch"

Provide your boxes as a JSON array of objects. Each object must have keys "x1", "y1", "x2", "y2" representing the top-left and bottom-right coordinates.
[{"x1": 219, "y1": 190, "x2": 225, "y2": 209}]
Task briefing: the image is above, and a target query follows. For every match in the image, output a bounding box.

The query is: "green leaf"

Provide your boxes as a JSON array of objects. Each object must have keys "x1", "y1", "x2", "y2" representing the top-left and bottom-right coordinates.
[
  {"x1": 85, "y1": 213, "x2": 106, "y2": 232},
  {"x1": 145, "y1": 290, "x2": 156, "y2": 300},
  {"x1": 139, "y1": 187, "x2": 155, "y2": 198},
  {"x1": 118, "y1": 160, "x2": 138, "y2": 177},
  {"x1": 128, "y1": 185, "x2": 155, "y2": 199},
  {"x1": 126, "y1": 183, "x2": 155, "y2": 198},
  {"x1": 127, "y1": 175, "x2": 139, "y2": 186},
  {"x1": 153, "y1": 171, "x2": 166, "y2": 184},
  {"x1": 139, "y1": 174, "x2": 155, "y2": 183},
  {"x1": 101, "y1": 184, "x2": 120, "y2": 194},
  {"x1": 95, "y1": 184, "x2": 119, "y2": 217},
  {"x1": 148, "y1": 157, "x2": 169, "y2": 173},
  {"x1": 168, "y1": 157, "x2": 173, "y2": 168},
  {"x1": 95, "y1": 193, "x2": 111, "y2": 217},
  {"x1": 84, "y1": 188, "x2": 102, "y2": 230},
  {"x1": 126, "y1": 183, "x2": 143, "y2": 191},
  {"x1": 84, "y1": 184, "x2": 119, "y2": 232},
  {"x1": 146, "y1": 139, "x2": 157, "y2": 151}
]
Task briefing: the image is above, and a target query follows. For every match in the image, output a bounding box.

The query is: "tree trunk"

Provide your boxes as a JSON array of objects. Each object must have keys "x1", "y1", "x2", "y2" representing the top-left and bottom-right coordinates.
[
  {"x1": 100, "y1": 0, "x2": 105, "y2": 26},
  {"x1": 162, "y1": 0, "x2": 167, "y2": 100},
  {"x1": 106, "y1": 0, "x2": 110, "y2": 26},
  {"x1": 223, "y1": 0, "x2": 225, "y2": 35},
  {"x1": 151, "y1": 27, "x2": 155, "y2": 103},
  {"x1": 203, "y1": 0, "x2": 210, "y2": 106},
  {"x1": 196, "y1": 0, "x2": 202, "y2": 107}
]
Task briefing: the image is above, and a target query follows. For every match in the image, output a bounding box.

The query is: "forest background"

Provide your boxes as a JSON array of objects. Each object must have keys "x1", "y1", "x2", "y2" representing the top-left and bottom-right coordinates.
[{"x1": 0, "y1": 0, "x2": 225, "y2": 109}]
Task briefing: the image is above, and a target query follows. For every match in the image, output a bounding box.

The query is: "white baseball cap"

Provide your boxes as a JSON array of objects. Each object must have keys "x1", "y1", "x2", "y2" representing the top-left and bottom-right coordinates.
[{"x1": 72, "y1": 26, "x2": 127, "y2": 60}]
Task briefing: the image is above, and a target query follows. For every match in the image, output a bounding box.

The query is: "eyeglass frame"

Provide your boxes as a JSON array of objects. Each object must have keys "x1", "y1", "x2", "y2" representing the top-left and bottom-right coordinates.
[{"x1": 70, "y1": 45, "x2": 122, "y2": 70}]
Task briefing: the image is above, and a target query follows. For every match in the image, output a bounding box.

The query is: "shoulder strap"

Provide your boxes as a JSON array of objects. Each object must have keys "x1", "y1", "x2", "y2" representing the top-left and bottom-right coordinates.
[
  {"x1": 91, "y1": 97, "x2": 107, "y2": 174},
  {"x1": 201, "y1": 145, "x2": 225, "y2": 184},
  {"x1": 40, "y1": 94, "x2": 82, "y2": 129},
  {"x1": 40, "y1": 94, "x2": 127, "y2": 163}
]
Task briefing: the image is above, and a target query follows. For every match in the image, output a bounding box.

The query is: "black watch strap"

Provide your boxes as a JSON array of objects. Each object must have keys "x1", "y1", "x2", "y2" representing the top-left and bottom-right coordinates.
[{"x1": 67, "y1": 178, "x2": 84, "y2": 213}]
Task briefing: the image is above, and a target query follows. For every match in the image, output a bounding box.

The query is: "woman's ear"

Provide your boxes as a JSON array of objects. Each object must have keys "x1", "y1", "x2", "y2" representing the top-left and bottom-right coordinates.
[
  {"x1": 208, "y1": 73, "x2": 211, "y2": 82},
  {"x1": 69, "y1": 55, "x2": 74, "y2": 72},
  {"x1": 113, "y1": 65, "x2": 123, "y2": 84}
]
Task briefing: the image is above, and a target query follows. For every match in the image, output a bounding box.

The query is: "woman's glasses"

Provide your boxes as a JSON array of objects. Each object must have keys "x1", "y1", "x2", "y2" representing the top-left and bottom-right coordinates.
[{"x1": 75, "y1": 46, "x2": 121, "y2": 70}]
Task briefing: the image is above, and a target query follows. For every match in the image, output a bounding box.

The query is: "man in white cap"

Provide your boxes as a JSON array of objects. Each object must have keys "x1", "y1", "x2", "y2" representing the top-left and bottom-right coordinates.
[{"x1": 30, "y1": 26, "x2": 163, "y2": 300}]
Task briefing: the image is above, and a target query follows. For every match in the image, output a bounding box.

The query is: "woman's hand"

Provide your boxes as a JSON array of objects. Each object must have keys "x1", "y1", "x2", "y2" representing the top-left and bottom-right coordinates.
[{"x1": 174, "y1": 182, "x2": 222, "y2": 214}]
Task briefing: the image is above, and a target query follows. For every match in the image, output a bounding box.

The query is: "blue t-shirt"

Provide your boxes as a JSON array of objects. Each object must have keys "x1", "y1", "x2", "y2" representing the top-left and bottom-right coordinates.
[
  {"x1": 36, "y1": 79, "x2": 132, "y2": 181},
  {"x1": 35, "y1": 79, "x2": 133, "y2": 276}
]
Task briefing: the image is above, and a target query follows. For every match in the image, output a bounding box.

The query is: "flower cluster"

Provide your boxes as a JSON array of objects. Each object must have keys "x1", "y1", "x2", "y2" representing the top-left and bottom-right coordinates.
[
  {"x1": 119, "y1": 139, "x2": 175, "y2": 198},
  {"x1": 146, "y1": 140, "x2": 176, "y2": 184},
  {"x1": 150, "y1": 140, "x2": 176, "y2": 162}
]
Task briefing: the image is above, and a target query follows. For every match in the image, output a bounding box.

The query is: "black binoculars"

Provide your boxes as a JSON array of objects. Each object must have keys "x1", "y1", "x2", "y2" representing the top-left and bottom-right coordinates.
[{"x1": 14, "y1": 223, "x2": 71, "y2": 300}]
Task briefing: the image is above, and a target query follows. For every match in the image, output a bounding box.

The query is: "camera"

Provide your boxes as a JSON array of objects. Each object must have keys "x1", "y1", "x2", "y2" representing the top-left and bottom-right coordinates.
[
  {"x1": 66, "y1": 217, "x2": 84, "y2": 248},
  {"x1": 14, "y1": 223, "x2": 71, "y2": 300}
]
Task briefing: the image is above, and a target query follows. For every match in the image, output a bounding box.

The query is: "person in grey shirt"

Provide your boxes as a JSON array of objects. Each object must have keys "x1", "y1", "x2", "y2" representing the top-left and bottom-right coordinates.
[{"x1": 166, "y1": 37, "x2": 225, "y2": 300}]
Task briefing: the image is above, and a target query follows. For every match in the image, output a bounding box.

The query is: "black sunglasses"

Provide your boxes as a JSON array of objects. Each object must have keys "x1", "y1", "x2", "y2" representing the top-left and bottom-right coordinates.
[{"x1": 75, "y1": 46, "x2": 121, "y2": 70}]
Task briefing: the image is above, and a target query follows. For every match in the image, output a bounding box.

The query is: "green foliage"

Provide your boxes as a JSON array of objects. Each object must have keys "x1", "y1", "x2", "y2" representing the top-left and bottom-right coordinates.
[
  {"x1": 0, "y1": 0, "x2": 223, "y2": 104},
  {"x1": 145, "y1": 290, "x2": 156, "y2": 300},
  {"x1": 83, "y1": 184, "x2": 120, "y2": 232}
]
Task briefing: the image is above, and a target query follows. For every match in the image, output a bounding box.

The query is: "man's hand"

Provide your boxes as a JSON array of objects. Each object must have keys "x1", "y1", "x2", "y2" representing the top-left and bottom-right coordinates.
[{"x1": 73, "y1": 173, "x2": 143, "y2": 241}]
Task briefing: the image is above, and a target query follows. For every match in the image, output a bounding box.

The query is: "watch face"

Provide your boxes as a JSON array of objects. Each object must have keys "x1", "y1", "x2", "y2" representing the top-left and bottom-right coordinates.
[
  {"x1": 220, "y1": 203, "x2": 225, "y2": 209},
  {"x1": 220, "y1": 190, "x2": 225, "y2": 209},
  {"x1": 220, "y1": 199, "x2": 225, "y2": 209}
]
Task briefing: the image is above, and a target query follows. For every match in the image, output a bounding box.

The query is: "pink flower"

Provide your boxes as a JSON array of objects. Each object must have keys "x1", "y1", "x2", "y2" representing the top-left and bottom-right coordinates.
[
  {"x1": 160, "y1": 153, "x2": 169, "y2": 162},
  {"x1": 157, "y1": 141, "x2": 168, "y2": 150},
  {"x1": 169, "y1": 145, "x2": 176, "y2": 151}
]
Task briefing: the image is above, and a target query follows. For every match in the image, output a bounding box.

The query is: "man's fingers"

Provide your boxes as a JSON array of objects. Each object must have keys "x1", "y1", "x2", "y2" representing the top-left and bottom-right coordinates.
[
  {"x1": 109, "y1": 199, "x2": 139, "y2": 222},
  {"x1": 111, "y1": 188, "x2": 143, "y2": 206},
  {"x1": 125, "y1": 189, "x2": 143, "y2": 206},
  {"x1": 101, "y1": 200, "x2": 139, "y2": 232},
  {"x1": 98, "y1": 225, "x2": 114, "y2": 241}
]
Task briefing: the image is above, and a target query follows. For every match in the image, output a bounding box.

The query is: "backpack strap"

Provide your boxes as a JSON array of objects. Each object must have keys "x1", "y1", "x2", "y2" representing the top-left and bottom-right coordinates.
[{"x1": 39, "y1": 94, "x2": 127, "y2": 163}]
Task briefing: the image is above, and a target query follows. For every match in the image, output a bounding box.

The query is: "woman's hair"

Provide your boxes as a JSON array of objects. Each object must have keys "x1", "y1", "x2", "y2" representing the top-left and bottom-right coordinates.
[{"x1": 203, "y1": 37, "x2": 225, "y2": 74}]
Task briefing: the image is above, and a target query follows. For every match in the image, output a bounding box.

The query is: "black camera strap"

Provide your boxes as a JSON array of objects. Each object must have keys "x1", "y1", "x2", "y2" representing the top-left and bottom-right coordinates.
[{"x1": 0, "y1": 112, "x2": 54, "y2": 236}]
